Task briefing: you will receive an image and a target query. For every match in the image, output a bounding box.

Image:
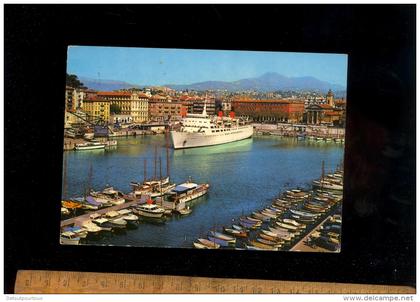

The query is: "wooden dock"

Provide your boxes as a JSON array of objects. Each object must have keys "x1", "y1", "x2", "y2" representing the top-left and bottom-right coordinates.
[
  {"x1": 289, "y1": 215, "x2": 333, "y2": 252},
  {"x1": 60, "y1": 199, "x2": 142, "y2": 228}
]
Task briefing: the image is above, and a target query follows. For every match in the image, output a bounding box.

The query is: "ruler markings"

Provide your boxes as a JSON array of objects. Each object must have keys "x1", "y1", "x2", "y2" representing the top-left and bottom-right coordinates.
[{"x1": 14, "y1": 270, "x2": 415, "y2": 294}]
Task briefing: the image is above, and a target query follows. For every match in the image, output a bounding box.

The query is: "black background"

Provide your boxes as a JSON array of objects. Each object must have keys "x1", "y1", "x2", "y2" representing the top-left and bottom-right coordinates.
[{"x1": 4, "y1": 5, "x2": 416, "y2": 293}]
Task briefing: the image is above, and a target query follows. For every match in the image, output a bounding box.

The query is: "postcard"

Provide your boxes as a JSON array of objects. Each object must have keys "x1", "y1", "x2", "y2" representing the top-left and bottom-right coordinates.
[{"x1": 61, "y1": 46, "x2": 347, "y2": 252}]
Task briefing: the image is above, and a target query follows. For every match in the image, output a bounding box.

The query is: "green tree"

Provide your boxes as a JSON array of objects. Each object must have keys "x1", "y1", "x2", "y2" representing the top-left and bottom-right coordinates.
[
  {"x1": 110, "y1": 104, "x2": 122, "y2": 114},
  {"x1": 66, "y1": 73, "x2": 86, "y2": 89}
]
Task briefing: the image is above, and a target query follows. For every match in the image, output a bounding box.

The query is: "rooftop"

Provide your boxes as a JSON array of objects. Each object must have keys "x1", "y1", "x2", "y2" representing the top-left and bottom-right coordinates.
[
  {"x1": 97, "y1": 91, "x2": 132, "y2": 97},
  {"x1": 233, "y1": 99, "x2": 291, "y2": 104}
]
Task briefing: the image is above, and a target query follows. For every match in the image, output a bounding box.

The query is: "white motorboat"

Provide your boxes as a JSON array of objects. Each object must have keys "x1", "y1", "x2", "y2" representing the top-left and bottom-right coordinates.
[
  {"x1": 136, "y1": 203, "x2": 165, "y2": 218},
  {"x1": 82, "y1": 221, "x2": 103, "y2": 233},
  {"x1": 105, "y1": 210, "x2": 120, "y2": 218},
  {"x1": 74, "y1": 142, "x2": 106, "y2": 151},
  {"x1": 109, "y1": 218, "x2": 127, "y2": 228},
  {"x1": 162, "y1": 181, "x2": 209, "y2": 211},
  {"x1": 120, "y1": 214, "x2": 139, "y2": 222},
  {"x1": 62, "y1": 226, "x2": 88, "y2": 238},
  {"x1": 60, "y1": 231, "x2": 80, "y2": 245},
  {"x1": 101, "y1": 187, "x2": 126, "y2": 205},
  {"x1": 92, "y1": 218, "x2": 113, "y2": 231},
  {"x1": 61, "y1": 207, "x2": 70, "y2": 215}
]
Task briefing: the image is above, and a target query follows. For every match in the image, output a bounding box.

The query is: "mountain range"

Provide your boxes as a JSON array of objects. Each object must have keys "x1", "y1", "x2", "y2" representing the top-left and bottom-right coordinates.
[
  {"x1": 80, "y1": 72, "x2": 345, "y2": 94},
  {"x1": 166, "y1": 72, "x2": 345, "y2": 93},
  {"x1": 79, "y1": 77, "x2": 141, "y2": 91}
]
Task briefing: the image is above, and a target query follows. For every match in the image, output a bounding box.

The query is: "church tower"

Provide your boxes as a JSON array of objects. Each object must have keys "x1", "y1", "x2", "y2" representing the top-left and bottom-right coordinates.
[{"x1": 326, "y1": 89, "x2": 334, "y2": 107}]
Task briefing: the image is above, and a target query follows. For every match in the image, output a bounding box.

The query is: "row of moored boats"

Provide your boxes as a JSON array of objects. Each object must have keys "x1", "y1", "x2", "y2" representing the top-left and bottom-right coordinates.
[
  {"x1": 61, "y1": 202, "x2": 178, "y2": 245},
  {"x1": 61, "y1": 176, "x2": 210, "y2": 245},
  {"x1": 193, "y1": 169, "x2": 343, "y2": 251}
]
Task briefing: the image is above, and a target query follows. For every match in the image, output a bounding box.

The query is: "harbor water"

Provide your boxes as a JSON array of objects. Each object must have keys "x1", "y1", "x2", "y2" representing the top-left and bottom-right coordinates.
[{"x1": 63, "y1": 135, "x2": 344, "y2": 248}]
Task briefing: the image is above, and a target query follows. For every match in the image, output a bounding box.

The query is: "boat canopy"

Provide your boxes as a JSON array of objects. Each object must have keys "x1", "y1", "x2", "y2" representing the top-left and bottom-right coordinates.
[
  {"x1": 118, "y1": 209, "x2": 132, "y2": 215},
  {"x1": 89, "y1": 213, "x2": 101, "y2": 219},
  {"x1": 93, "y1": 218, "x2": 109, "y2": 224},
  {"x1": 106, "y1": 211, "x2": 120, "y2": 217},
  {"x1": 63, "y1": 226, "x2": 82, "y2": 232},
  {"x1": 172, "y1": 183, "x2": 198, "y2": 193},
  {"x1": 86, "y1": 196, "x2": 102, "y2": 206},
  {"x1": 103, "y1": 187, "x2": 118, "y2": 194}
]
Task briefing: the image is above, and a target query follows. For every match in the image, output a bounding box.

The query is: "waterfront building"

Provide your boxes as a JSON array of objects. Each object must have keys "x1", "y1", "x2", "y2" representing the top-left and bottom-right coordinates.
[
  {"x1": 304, "y1": 90, "x2": 346, "y2": 126},
  {"x1": 193, "y1": 98, "x2": 216, "y2": 115},
  {"x1": 65, "y1": 86, "x2": 76, "y2": 112},
  {"x1": 232, "y1": 99, "x2": 305, "y2": 123},
  {"x1": 97, "y1": 91, "x2": 149, "y2": 123},
  {"x1": 179, "y1": 95, "x2": 197, "y2": 113},
  {"x1": 82, "y1": 97, "x2": 110, "y2": 122},
  {"x1": 149, "y1": 100, "x2": 186, "y2": 122},
  {"x1": 65, "y1": 86, "x2": 85, "y2": 112},
  {"x1": 221, "y1": 99, "x2": 232, "y2": 113},
  {"x1": 132, "y1": 93, "x2": 149, "y2": 123},
  {"x1": 304, "y1": 104, "x2": 345, "y2": 126}
]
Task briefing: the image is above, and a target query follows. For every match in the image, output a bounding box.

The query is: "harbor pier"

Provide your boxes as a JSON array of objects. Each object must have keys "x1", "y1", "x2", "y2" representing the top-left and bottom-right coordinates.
[
  {"x1": 61, "y1": 199, "x2": 143, "y2": 228},
  {"x1": 289, "y1": 215, "x2": 333, "y2": 252}
]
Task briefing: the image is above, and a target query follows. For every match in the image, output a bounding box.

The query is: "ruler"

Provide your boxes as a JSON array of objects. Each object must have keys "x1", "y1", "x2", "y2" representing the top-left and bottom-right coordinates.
[{"x1": 15, "y1": 270, "x2": 415, "y2": 294}]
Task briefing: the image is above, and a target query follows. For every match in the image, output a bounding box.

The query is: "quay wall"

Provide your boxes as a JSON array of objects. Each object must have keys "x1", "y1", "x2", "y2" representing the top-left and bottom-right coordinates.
[{"x1": 252, "y1": 123, "x2": 345, "y2": 138}]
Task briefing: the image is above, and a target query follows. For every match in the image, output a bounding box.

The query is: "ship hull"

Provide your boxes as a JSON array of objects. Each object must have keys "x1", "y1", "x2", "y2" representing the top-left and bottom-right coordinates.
[
  {"x1": 74, "y1": 144, "x2": 105, "y2": 151},
  {"x1": 162, "y1": 186, "x2": 209, "y2": 211},
  {"x1": 170, "y1": 125, "x2": 253, "y2": 149}
]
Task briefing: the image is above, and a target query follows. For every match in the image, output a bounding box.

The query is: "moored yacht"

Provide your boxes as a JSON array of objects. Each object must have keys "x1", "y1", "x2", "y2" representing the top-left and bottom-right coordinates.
[
  {"x1": 136, "y1": 203, "x2": 165, "y2": 218},
  {"x1": 162, "y1": 180, "x2": 209, "y2": 211},
  {"x1": 74, "y1": 142, "x2": 106, "y2": 151}
]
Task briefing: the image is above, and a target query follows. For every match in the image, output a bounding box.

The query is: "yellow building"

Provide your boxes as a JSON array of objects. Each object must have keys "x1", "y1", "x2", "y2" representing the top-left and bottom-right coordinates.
[
  {"x1": 130, "y1": 93, "x2": 149, "y2": 123},
  {"x1": 97, "y1": 91, "x2": 149, "y2": 123},
  {"x1": 82, "y1": 97, "x2": 110, "y2": 122}
]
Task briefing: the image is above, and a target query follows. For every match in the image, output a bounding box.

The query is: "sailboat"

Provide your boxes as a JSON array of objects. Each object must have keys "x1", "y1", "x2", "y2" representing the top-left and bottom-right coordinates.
[{"x1": 131, "y1": 140, "x2": 176, "y2": 198}]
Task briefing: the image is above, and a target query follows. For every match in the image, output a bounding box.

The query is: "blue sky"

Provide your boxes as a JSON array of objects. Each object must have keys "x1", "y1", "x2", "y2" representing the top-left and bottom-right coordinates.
[{"x1": 67, "y1": 46, "x2": 348, "y2": 87}]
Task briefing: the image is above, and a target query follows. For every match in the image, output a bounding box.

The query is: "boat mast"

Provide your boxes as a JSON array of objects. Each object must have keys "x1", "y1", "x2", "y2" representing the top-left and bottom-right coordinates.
[
  {"x1": 88, "y1": 163, "x2": 93, "y2": 192},
  {"x1": 62, "y1": 152, "x2": 68, "y2": 200},
  {"x1": 143, "y1": 158, "x2": 147, "y2": 183},
  {"x1": 320, "y1": 160, "x2": 325, "y2": 193},
  {"x1": 159, "y1": 156, "x2": 162, "y2": 183},
  {"x1": 165, "y1": 128, "x2": 170, "y2": 179},
  {"x1": 85, "y1": 162, "x2": 93, "y2": 198},
  {"x1": 154, "y1": 145, "x2": 157, "y2": 180},
  {"x1": 159, "y1": 156, "x2": 163, "y2": 206}
]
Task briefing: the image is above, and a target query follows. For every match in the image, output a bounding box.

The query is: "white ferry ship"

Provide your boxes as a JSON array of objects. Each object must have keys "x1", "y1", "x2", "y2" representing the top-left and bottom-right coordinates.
[{"x1": 170, "y1": 103, "x2": 253, "y2": 149}]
